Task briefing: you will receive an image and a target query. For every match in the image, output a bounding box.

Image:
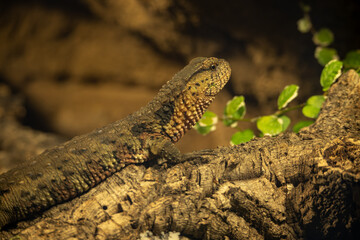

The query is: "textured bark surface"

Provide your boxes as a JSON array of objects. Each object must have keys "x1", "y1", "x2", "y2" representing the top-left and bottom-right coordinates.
[{"x1": 0, "y1": 71, "x2": 359, "y2": 239}]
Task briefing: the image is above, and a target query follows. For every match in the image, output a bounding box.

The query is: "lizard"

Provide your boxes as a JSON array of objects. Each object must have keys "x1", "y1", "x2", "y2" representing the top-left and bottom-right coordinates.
[{"x1": 0, "y1": 57, "x2": 231, "y2": 229}]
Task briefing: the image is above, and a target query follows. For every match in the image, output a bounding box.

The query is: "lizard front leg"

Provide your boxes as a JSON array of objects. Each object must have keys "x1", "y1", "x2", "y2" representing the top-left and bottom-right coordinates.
[{"x1": 146, "y1": 137, "x2": 183, "y2": 165}]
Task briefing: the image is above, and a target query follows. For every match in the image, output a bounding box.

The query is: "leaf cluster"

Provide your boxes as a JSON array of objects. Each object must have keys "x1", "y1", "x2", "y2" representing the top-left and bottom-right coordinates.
[{"x1": 194, "y1": 3, "x2": 360, "y2": 144}]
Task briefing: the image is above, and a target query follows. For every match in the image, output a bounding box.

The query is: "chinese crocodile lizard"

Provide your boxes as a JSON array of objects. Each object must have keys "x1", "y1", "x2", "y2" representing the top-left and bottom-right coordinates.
[{"x1": 0, "y1": 57, "x2": 231, "y2": 228}]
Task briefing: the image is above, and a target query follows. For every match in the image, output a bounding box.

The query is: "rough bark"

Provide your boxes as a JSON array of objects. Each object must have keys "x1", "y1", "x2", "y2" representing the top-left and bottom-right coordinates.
[{"x1": 1, "y1": 70, "x2": 359, "y2": 239}]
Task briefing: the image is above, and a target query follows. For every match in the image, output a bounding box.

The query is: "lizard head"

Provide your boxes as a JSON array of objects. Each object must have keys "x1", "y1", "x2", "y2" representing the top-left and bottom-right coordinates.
[
  {"x1": 163, "y1": 57, "x2": 231, "y2": 142},
  {"x1": 186, "y1": 57, "x2": 231, "y2": 100},
  {"x1": 145, "y1": 57, "x2": 231, "y2": 142}
]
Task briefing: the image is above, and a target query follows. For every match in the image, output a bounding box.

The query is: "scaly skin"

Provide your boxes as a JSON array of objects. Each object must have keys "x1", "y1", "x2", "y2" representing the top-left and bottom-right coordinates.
[{"x1": 0, "y1": 57, "x2": 231, "y2": 228}]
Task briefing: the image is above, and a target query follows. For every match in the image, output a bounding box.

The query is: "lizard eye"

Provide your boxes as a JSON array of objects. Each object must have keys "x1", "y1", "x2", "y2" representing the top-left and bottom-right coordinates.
[{"x1": 210, "y1": 63, "x2": 217, "y2": 70}]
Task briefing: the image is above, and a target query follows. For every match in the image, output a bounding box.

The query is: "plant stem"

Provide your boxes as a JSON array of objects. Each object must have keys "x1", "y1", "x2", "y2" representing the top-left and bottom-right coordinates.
[{"x1": 275, "y1": 103, "x2": 306, "y2": 116}]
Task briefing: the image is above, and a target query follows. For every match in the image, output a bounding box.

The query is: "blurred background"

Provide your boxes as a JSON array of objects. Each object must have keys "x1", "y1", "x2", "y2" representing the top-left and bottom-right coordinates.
[{"x1": 0, "y1": 0, "x2": 359, "y2": 172}]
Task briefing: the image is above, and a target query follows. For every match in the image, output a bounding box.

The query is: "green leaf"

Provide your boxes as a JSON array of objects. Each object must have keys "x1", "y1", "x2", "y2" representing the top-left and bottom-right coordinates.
[
  {"x1": 197, "y1": 111, "x2": 218, "y2": 127},
  {"x1": 279, "y1": 115, "x2": 291, "y2": 131},
  {"x1": 302, "y1": 105, "x2": 320, "y2": 118},
  {"x1": 307, "y1": 95, "x2": 325, "y2": 108},
  {"x1": 224, "y1": 96, "x2": 246, "y2": 120},
  {"x1": 315, "y1": 47, "x2": 338, "y2": 66},
  {"x1": 194, "y1": 124, "x2": 215, "y2": 135},
  {"x1": 320, "y1": 60, "x2": 343, "y2": 91},
  {"x1": 292, "y1": 120, "x2": 314, "y2": 133},
  {"x1": 223, "y1": 118, "x2": 237, "y2": 128},
  {"x1": 302, "y1": 95, "x2": 326, "y2": 118},
  {"x1": 343, "y1": 50, "x2": 360, "y2": 70},
  {"x1": 313, "y1": 28, "x2": 334, "y2": 46},
  {"x1": 256, "y1": 115, "x2": 283, "y2": 136},
  {"x1": 297, "y1": 17, "x2": 312, "y2": 33},
  {"x1": 230, "y1": 129, "x2": 255, "y2": 145},
  {"x1": 277, "y1": 84, "x2": 299, "y2": 110},
  {"x1": 222, "y1": 96, "x2": 246, "y2": 128},
  {"x1": 194, "y1": 111, "x2": 217, "y2": 135}
]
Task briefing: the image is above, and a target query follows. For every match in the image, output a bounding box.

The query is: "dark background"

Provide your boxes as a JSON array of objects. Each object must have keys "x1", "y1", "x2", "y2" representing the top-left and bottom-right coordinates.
[{"x1": 0, "y1": 0, "x2": 359, "y2": 153}]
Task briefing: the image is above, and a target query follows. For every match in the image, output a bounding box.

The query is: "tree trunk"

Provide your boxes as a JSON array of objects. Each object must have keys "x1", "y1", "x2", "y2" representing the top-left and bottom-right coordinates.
[{"x1": 1, "y1": 70, "x2": 359, "y2": 240}]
